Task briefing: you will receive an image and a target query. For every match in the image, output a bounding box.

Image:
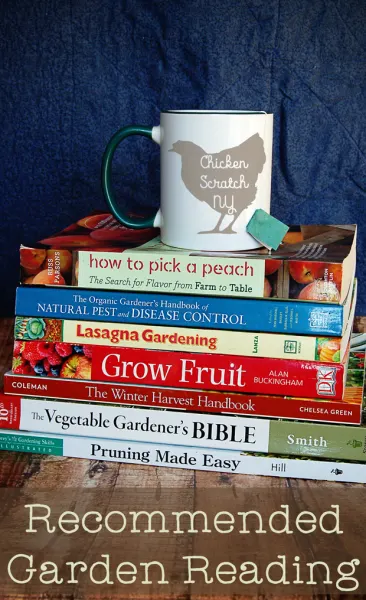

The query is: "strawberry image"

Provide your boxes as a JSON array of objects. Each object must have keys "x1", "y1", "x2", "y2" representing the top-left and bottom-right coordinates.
[
  {"x1": 12, "y1": 356, "x2": 33, "y2": 375},
  {"x1": 14, "y1": 341, "x2": 25, "y2": 356},
  {"x1": 55, "y1": 342, "x2": 73, "y2": 357},
  {"x1": 83, "y1": 345, "x2": 93, "y2": 358},
  {"x1": 22, "y1": 342, "x2": 44, "y2": 363},
  {"x1": 37, "y1": 342, "x2": 55, "y2": 357}
]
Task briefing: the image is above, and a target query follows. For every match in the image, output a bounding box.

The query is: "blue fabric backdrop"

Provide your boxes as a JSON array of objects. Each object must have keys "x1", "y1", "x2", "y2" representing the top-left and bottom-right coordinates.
[{"x1": 1, "y1": 0, "x2": 365, "y2": 316}]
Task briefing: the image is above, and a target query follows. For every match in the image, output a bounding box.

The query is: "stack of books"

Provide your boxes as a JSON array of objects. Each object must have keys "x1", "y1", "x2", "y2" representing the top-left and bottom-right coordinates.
[{"x1": 1, "y1": 212, "x2": 366, "y2": 483}]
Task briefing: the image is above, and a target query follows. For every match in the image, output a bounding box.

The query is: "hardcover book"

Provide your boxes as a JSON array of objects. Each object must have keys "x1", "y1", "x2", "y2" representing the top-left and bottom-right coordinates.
[{"x1": 20, "y1": 211, "x2": 356, "y2": 303}]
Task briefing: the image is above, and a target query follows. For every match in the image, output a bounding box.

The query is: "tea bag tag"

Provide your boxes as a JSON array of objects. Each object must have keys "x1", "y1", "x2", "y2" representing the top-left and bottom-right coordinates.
[{"x1": 246, "y1": 209, "x2": 289, "y2": 251}]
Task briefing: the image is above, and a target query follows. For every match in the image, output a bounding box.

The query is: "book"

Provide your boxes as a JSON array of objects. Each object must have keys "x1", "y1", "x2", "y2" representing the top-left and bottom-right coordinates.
[
  {"x1": 13, "y1": 300, "x2": 355, "y2": 362},
  {"x1": 20, "y1": 212, "x2": 357, "y2": 304},
  {"x1": 3, "y1": 372, "x2": 363, "y2": 424},
  {"x1": 0, "y1": 430, "x2": 366, "y2": 483},
  {"x1": 1, "y1": 387, "x2": 366, "y2": 461},
  {"x1": 11, "y1": 343, "x2": 349, "y2": 400},
  {"x1": 14, "y1": 282, "x2": 354, "y2": 336},
  {"x1": 4, "y1": 350, "x2": 363, "y2": 424}
]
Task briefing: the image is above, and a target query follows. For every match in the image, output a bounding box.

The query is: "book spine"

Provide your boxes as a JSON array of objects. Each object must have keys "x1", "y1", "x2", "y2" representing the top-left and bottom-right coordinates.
[
  {"x1": 4, "y1": 372, "x2": 362, "y2": 424},
  {"x1": 73, "y1": 250, "x2": 346, "y2": 304},
  {"x1": 11, "y1": 342, "x2": 347, "y2": 399},
  {"x1": 0, "y1": 394, "x2": 365, "y2": 461},
  {"x1": 0, "y1": 395, "x2": 270, "y2": 452},
  {"x1": 75, "y1": 249, "x2": 268, "y2": 298},
  {"x1": 15, "y1": 285, "x2": 344, "y2": 336},
  {"x1": 0, "y1": 430, "x2": 365, "y2": 483},
  {"x1": 14, "y1": 316, "x2": 343, "y2": 363}
]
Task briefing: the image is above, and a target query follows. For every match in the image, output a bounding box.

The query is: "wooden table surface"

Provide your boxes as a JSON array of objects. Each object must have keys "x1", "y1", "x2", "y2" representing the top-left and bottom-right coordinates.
[{"x1": 0, "y1": 316, "x2": 365, "y2": 600}]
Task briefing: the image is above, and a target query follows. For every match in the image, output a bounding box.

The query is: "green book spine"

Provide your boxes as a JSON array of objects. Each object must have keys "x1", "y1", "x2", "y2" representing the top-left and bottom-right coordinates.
[{"x1": 269, "y1": 420, "x2": 366, "y2": 461}]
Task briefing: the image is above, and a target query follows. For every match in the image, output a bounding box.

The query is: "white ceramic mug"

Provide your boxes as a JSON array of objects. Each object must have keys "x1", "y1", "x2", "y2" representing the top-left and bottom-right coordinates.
[{"x1": 102, "y1": 110, "x2": 273, "y2": 251}]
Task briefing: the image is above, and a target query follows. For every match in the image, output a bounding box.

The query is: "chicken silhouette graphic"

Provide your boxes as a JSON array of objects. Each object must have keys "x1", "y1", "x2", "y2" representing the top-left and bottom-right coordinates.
[{"x1": 170, "y1": 133, "x2": 266, "y2": 234}]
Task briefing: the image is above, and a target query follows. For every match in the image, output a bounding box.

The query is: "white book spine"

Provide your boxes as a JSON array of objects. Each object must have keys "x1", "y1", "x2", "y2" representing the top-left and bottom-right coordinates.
[
  {"x1": 1, "y1": 430, "x2": 366, "y2": 484},
  {"x1": 15, "y1": 397, "x2": 271, "y2": 452}
]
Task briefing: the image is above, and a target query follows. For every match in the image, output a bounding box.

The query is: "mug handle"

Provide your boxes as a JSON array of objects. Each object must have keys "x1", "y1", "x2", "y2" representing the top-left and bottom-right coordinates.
[{"x1": 101, "y1": 125, "x2": 160, "y2": 229}]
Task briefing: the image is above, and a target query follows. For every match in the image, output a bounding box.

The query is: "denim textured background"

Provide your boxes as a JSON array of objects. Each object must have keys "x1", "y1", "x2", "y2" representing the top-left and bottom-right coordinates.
[{"x1": 1, "y1": 0, "x2": 365, "y2": 315}]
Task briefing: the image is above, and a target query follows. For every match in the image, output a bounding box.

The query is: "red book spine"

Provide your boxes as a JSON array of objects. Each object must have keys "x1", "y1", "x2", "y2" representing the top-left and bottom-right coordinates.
[
  {"x1": 12, "y1": 342, "x2": 347, "y2": 400},
  {"x1": 3, "y1": 372, "x2": 361, "y2": 424},
  {"x1": 0, "y1": 394, "x2": 21, "y2": 430},
  {"x1": 91, "y1": 346, "x2": 346, "y2": 399}
]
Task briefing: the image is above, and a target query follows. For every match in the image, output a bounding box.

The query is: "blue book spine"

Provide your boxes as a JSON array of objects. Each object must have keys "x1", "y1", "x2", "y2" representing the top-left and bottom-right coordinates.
[{"x1": 16, "y1": 286, "x2": 344, "y2": 335}]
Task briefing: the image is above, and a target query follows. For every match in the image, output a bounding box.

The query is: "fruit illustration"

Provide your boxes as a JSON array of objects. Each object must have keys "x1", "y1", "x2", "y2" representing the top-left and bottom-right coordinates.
[
  {"x1": 14, "y1": 341, "x2": 25, "y2": 356},
  {"x1": 37, "y1": 342, "x2": 55, "y2": 357},
  {"x1": 61, "y1": 223, "x2": 80, "y2": 233},
  {"x1": 20, "y1": 248, "x2": 46, "y2": 270},
  {"x1": 38, "y1": 235, "x2": 105, "y2": 248},
  {"x1": 21, "y1": 342, "x2": 44, "y2": 363},
  {"x1": 332, "y1": 350, "x2": 341, "y2": 362},
  {"x1": 89, "y1": 228, "x2": 127, "y2": 241},
  {"x1": 77, "y1": 213, "x2": 112, "y2": 229},
  {"x1": 282, "y1": 231, "x2": 304, "y2": 245},
  {"x1": 83, "y1": 345, "x2": 93, "y2": 358},
  {"x1": 13, "y1": 341, "x2": 93, "y2": 380},
  {"x1": 22, "y1": 264, "x2": 43, "y2": 276},
  {"x1": 55, "y1": 342, "x2": 73, "y2": 357},
  {"x1": 60, "y1": 354, "x2": 92, "y2": 379},
  {"x1": 43, "y1": 358, "x2": 51, "y2": 372},
  {"x1": 317, "y1": 339, "x2": 341, "y2": 363},
  {"x1": 298, "y1": 280, "x2": 340, "y2": 302},
  {"x1": 263, "y1": 277, "x2": 272, "y2": 297},
  {"x1": 288, "y1": 261, "x2": 325, "y2": 284},
  {"x1": 74, "y1": 260, "x2": 79, "y2": 282},
  {"x1": 12, "y1": 356, "x2": 33, "y2": 375},
  {"x1": 32, "y1": 269, "x2": 66, "y2": 286},
  {"x1": 48, "y1": 352, "x2": 63, "y2": 366},
  {"x1": 265, "y1": 259, "x2": 281, "y2": 276},
  {"x1": 46, "y1": 249, "x2": 73, "y2": 274},
  {"x1": 323, "y1": 263, "x2": 342, "y2": 290}
]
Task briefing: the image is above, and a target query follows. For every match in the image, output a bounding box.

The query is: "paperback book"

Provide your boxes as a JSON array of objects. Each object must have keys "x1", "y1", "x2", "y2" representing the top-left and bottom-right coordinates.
[
  {"x1": 1, "y1": 430, "x2": 366, "y2": 484},
  {"x1": 15, "y1": 284, "x2": 354, "y2": 336},
  {"x1": 13, "y1": 307, "x2": 355, "y2": 363},
  {"x1": 20, "y1": 211, "x2": 356, "y2": 303},
  {"x1": 11, "y1": 343, "x2": 349, "y2": 400}
]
